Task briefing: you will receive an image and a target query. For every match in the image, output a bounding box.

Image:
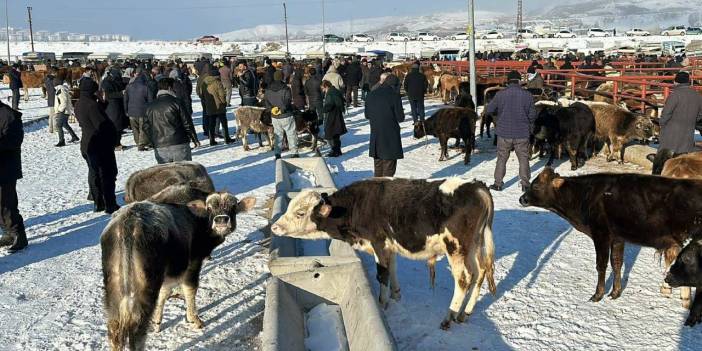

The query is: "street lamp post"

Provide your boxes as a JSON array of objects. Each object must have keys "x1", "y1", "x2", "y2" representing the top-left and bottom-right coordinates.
[
  {"x1": 5, "y1": 0, "x2": 10, "y2": 62},
  {"x1": 468, "y1": 0, "x2": 477, "y2": 108},
  {"x1": 322, "y1": 0, "x2": 326, "y2": 56},
  {"x1": 283, "y1": 2, "x2": 290, "y2": 57}
]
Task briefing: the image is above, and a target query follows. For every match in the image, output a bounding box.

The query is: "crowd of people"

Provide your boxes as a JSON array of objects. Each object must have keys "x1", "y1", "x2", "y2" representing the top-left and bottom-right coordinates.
[{"x1": 1, "y1": 51, "x2": 700, "y2": 255}]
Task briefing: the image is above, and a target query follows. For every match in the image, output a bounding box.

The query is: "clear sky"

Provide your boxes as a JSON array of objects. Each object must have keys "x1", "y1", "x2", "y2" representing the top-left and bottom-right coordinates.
[{"x1": 5, "y1": 0, "x2": 560, "y2": 40}]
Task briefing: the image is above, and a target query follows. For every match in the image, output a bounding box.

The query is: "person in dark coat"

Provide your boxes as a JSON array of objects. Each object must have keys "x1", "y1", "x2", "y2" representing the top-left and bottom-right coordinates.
[
  {"x1": 290, "y1": 66, "x2": 306, "y2": 110},
  {"x1": 403, "y1": 64, "x2": 428, "y2": 123},
  {"x1": 44, "y1": 69, "x2": 57, "y2": 134},
  {"x1": 658, "y1": 72, "x2": 702, "y2": 155},
  {"x1": 367, "y1": 61, "x2": 383, "y2": 90},
  {"x1": 304, "y1": 68, "x2": 323, "y2": 126},
  {"x1": 124, "y1": 71, "x2": 153, "y2": 150},
  {"x1": 321, "y1": 80, "x2": 347, "y2": 157},
  {"x1": 0, "y1": 100, "x2": 27, "y2": 252},
  {"x1": 237, "y1": 60, "x2": 258, "y2": 106},
  {"x1": 262, "y1": 59, "x2": 276, "y2": 90},
  {"x1": 74, "y1": 79, "x2": 120, "y2": 214},
  {"x1": 364, "y1": 75, "x2": 405, "y2": 177},
  {"x1": 101, "y1": 68, "x2": 128, "y2": 149},
  {"x1": 485, "y1": 70, "x2": 536, "y2": 192},
  {"x1": 9, "y1": 65, "x2": 22, "y2": 110},
  {"x1": 345, "y1": 58, "x2": 363, "y2": 107}
]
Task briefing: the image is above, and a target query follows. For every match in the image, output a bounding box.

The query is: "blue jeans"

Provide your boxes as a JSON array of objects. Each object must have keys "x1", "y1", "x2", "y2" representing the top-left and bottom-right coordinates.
[
  {"x1": 55, "y1": 113, "x2": 78, "y2": 143},
  {"x1": 409, "y1": 99, "x2": 425, "y2": 123},
  {"x1": 154, "y1": 143, "x2": 192, "y2": 164},
  {"x1": 272, "y1": 115, "x2": 298, "y2": 156}
]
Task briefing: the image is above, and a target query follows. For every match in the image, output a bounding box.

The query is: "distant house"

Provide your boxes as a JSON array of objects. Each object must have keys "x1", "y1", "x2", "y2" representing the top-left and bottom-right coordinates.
[{"x1": 196, "y1": 35, "x2": 222, "y2": 45}]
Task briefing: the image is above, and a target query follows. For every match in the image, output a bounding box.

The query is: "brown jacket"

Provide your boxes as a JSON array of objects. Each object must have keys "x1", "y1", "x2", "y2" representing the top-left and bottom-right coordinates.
[{"x1": 202, "y1": 75, "x2": 227, "y2": 115}]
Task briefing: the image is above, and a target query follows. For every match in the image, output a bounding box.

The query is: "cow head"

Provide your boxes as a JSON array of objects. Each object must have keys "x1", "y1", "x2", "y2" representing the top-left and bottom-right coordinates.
[
  {"x1": 187, "y1": 192, "x2": 256, "y2": 236},
  {"x1": 633, "y1": 115, "x2": 655, "y2": 141},
  {"x1": 665, "y1": 239, "x2": 702, "y2": 288},
  {"x1": 270, "y1": 191, "x2": 343, "y2": 240},
  {"x1": 519, "y1": 168, "x2": 564, "y2": 208},
  {"x1": 413, "y1": 121, "x2": 427, "y2": 139}
]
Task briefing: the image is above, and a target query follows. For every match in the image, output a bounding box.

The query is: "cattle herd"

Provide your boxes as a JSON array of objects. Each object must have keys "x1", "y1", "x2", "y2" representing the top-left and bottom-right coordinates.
[{"x1": 95, "y1": 69, "x2": 702, "y2": 350}]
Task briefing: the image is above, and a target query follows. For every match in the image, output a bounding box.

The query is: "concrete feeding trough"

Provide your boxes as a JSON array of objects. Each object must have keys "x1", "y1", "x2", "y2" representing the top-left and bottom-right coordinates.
[{"x1": 263, "y1": 157, "x2": 397, "y2": 351}]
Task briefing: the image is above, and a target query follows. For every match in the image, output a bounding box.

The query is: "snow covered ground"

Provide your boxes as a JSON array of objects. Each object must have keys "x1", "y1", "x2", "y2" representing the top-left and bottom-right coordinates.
[
  {"x1": 0, "y1": 82, "x2": 700, "y2": 350},
  {"x1": 0, "y1": 86, "x2": 51, "y2": 125}
]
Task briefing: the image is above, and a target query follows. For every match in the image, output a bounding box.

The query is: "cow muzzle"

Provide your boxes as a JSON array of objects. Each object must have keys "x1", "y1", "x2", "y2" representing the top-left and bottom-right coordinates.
[
  {"x1": 518, "y1": 194, "x2": 530, "y2": 207},
  {"x1": 212, "y1": 215, "x2": 232, "y2": 234}
]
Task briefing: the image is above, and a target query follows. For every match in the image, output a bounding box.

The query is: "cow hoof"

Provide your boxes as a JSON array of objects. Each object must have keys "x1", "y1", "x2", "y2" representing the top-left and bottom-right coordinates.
[
  {"x1": 150, "y1": 322, "x2": 162, "y2": 333},
  {"x1": 682, "y1": 299, "x2": 691, "y2": 309},
  {"x1": 456, "y1": 312, "x2": 469, "y2": 323},
  {"x1": 440, "y1": 320, "x2": 452, "y2": 330},
  {"x1": 391, "y1": 290, "x2": 401, "y2": 301},
  {"x1": 244, "y1": 146, "x2": 250, "y2": 151},
  {"x1": 571, "y1": 165, "x2": 578, "y2": 171},
  {"x1": 188, "y1": 316, "x2": 204, "y2": 329},
  {"x1": 589, "y1": 293, "x2": 604, "y2": 302},
  {"x1": 608, "y1": 289, "x2": 622, "y2": 300},
  {"x1": 685, "y1": 312, "x2": 702, "y2": 327},
  {"x1": 661, "y1": 286, "x2": 673, "y2": 297}
]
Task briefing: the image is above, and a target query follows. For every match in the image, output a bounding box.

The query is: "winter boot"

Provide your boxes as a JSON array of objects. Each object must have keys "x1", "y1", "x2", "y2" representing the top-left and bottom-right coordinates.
[{"x1": 7, "y1": 232, "x2": 27, "y2": 253}]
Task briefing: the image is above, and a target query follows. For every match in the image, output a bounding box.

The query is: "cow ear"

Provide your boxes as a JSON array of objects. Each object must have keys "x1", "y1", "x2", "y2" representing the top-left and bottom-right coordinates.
[
  {"x1": 318, "y1": 204, "x2": 332, "y2": 218},
  {"x1": 237, "y1": 196, "x2": 256, "y2": 212},
  {"x1": 187, "y1": 200, "x2": 208, "y2": 217},
  {"x1": 551, "y1": 178, "x2": 565, "y2": 189}
]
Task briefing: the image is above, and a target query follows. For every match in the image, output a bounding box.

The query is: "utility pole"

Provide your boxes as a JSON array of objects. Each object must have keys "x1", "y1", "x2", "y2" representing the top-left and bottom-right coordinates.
[
  {"x1": 5, "y1": 0, "x2": 10, "y2": 62},
  {"x1": 283, "y1": 2, "x2": 290, "y2": 57},
  {"x1": 516, "y1": 0, "x2": 523, "y2": 43},
  {"x1": 468, "y1": 0, "x2": 477, "y2": 108},
  {"x1": 27, "y1": 6, "x2": 34, "y2": 52},
  {"x1": 322, "y1": 0, "x2": 326, "y2": 56}
]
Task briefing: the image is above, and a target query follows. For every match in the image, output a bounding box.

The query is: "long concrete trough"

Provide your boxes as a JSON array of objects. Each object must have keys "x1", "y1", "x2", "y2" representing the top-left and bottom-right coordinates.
[{"x1": 263, "y1": 157, "x2": 397, "y2": 351}]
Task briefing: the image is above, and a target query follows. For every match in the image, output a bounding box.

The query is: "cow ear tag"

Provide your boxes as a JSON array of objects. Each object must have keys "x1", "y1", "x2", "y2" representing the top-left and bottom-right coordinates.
[
  {"x1": 319, "y1": 204, "x2": 332, "y2": 218},
  {"x1": 551, "y1": 178, "x2": 565, "y2": 189}
]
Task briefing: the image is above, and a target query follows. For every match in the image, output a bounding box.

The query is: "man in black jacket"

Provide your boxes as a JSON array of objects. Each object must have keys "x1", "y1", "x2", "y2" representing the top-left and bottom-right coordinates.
[
  {"x1": 0, "y1": 101, "x2": 27, "y2": 252},
  {"x1": 265, "y1": 71, "x2": 298, "y2": 159},
  {"x1": 345, "y1": 58, "x2": 363, "y2": 107},
  {"x1": 237, "y1": 60, "x2": 258, "y2": 106},
  {"x1": 403, "y1": 64, "x2": 428, "y2": 123},
  {"x1": 144, "y1": 78, "x2": 200, "y2": 164},
  {"x1": 124, "y1": 71, "x2": 153, "y2": 151},
  {"x1": 74, "y1": 79, "x2": 120, "y2": 214},
  {"x1": 367, "y1": 60, "x2": 383, "y2": 91},
  {"x1": 9, "y1": 65, "x2": 22, "y2": 110},
  {"x1": 304, "y1": 68, "x2": 323, "y2": 126},
  {"x1": 365, "y1": 75, "x2": 405, "y2": 177},
  {"x1": 262, "y1": 58, "x2": 276, "y2": 90},
  {"x1": 44, "y1": 69, "x2": 57, "y2": 135}
]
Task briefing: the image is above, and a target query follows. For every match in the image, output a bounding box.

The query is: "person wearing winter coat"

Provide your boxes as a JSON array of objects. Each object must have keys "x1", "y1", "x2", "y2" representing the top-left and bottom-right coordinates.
[
  {"x1": 322, "y1": 64, "x2": 345, "y2": 92},
  {"x1": 360, "y1": 59, "x2": 370, "y2": 101},
  {"x1": 124, "y1": 71, "x2": 153, "y2": 150},
  {"x1": 364, "y1": 75, "x2": 405, "y2": 177},
  {"x1": 196, "y1": 69, "x2": 211, "y2": 136},
  {"x1": 262, "y1": 59, "x2": 276, "y2": 89},
  {"x1": 290, "y1": 67, "x2": 306, "y2": 110},
  {"x1": 304, "y1": 68, "x2": 323, "y2": 125},
  {"x1": 282, "y1": 60, "x2": 294, "y2": 84},
  {"x1": 101, "y1": 68, "x2": 128, "y2": 149},
  {"x1": 53, "y1": 78, "x2": 79, "y2": 146},
  {"x1": 0, "y1": 100, "x2": 27, "y2": 252},
  {"x1": 403, "y1": 64, "x2": 428, "y2": 123},
  {"x1": 264, "y1": 71, "x2": 298, "y2": 159},
  {"x1": 74, "y1": 79, "x2": 120, "y2": 214},
  {"x1": 658, "y1": 72, "x2": 702, "y2": 155},
  {"x1": 143, "y1": 78, "x2": 200, "y2": 164},
  {"x1": 321, "y1": 81, "x2": 347, "y2": 157},
  {"x1": 170, "y1": 69, "x2": 193, "y2": 117},
  {"x1": 367, "y1": 61, "x2": 383, "y2": 91},
  {"x1": 202, "y1": 69, "x2": 233, "y2": 145},
  {"x1": 345, "y1": 58, "x2": 363, "y2": 107},
  {"x1": 45, "y1": 70, "x2": 57, "y2": 134},
  {"x1": 8, "y1": 65, "x2": 22, "y2": 110},
  {"x1": 237, "y1": 60, "x2": 258, "y2": 106}
]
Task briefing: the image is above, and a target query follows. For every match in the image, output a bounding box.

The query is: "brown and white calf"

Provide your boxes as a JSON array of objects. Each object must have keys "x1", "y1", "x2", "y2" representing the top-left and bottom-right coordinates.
[
  {"x1": 271, "y1": 177, "x2": 496, "y2": 330},
  {"x1": 235, "y1": 106, "x2": 275, "y2": 151},
  {"x1": 101, "y1": 190, "x2": 256, "y2": 350}
]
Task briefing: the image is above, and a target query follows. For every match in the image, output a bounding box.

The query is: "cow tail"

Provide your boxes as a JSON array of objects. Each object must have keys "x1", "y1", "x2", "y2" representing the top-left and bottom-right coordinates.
[
  {"x1": 108, "y1": 215, "x2": 153, "y2": 349},
  {"x1": 476, "y1": 186, "x2": 497, "y2": 295}
]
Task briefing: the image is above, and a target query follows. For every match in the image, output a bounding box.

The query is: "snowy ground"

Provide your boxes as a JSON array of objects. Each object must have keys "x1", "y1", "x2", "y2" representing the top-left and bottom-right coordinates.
[
  {"x1": 0, "y1": 86, "x2": 50, "y2": 125},
  {"x1": 0, "y1": 83, "x2": 701, "y2": 350}
]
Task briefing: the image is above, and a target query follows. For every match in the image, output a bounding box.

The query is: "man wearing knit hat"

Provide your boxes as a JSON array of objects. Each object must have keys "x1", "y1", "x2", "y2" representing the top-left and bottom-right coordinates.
[
  {"x1": 485, "y1": 70, "x2": 536, "y2": 192},
  {"x1": 265, "y1": 70, "x2": 298, "y2": 159}
]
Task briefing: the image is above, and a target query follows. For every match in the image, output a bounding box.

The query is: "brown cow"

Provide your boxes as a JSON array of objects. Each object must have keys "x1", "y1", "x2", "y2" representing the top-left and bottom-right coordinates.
[
  {"x1": 658, "y1": 151, "x2": 702, "y2": 179},
  {"x1": 438, "y1": 73, "x2": 461, "y2": 104},
  {"x1": 20, "y1": 71, "x2": 47, "y2": 101},
  {"x1": 235, "y1": 106, "x2": 274, "y2": 151},
  {"x1": 520, "y1": 169, "x2": 700, "y2": 307},
  {"x1": 584, "y1": 102, "x2": 654, "y2": 163}
]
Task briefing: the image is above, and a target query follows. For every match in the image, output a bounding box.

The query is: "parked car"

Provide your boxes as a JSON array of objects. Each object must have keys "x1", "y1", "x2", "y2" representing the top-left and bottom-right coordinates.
[
  {"x1": 416, "y1": 32, "x2": 439, "y2": 41},
  {"x1": 687, "y1": 27, "x2": 702, "y2": 35},
  {"x1": 516, "y1": 29, "x2": 539, "y2": 39},
  {"x1": 480, "y1": 30, "x2": 504, "y2": 40},
  {"x1": 661, "y1": 25, "x2": 686, "y2": 36},
  {"x1": 450, "y1": 32, "x2": 470, "y2": 40},
  {"x1": 323, "y1": 34, "x2": 345, "y2": 43},
  {"x1": 587, "y1": 28, "x2": 610, "y2": 37},
  {"x1": 555, "y1": 30, "x2": 577, "y2": 38},
  {"x1": 626, "y1": 28, "x2": 651, "y2": 36},
  {"x1": 349, "y1": 34, "x2": 374, "y2": 42},
  {"x1": 386, "y1": 32, "x2": 410, "y2": 42}
]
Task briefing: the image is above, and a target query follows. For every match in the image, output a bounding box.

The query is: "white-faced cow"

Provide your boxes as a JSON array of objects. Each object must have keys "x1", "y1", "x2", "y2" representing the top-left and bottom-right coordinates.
[
  {"x1": 101, "y1": 190, "x2": 256, "y2": 350},
  {"x1": 271, "y1": 177, "x2": 496, "y2": 330}
]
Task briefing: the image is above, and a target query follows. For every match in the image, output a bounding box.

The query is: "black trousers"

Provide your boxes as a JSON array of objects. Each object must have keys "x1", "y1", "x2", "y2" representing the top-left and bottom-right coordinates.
[
  {"x1": 0, "y1": 180, "x2": 25, "y2": 237},
  {"x1": 208, "y1": 113, "x2": 231, "y2": 142},
  {"x1": 329, "y1": 134, "x2": 341, "y2": 153},
  {"x1": 11, "y1": 88, "x2": 20, "y2": 110},
  {"x1": 373, "y1": 159, "x2": 397, "y2": 177},
  {"x1": 83, "y1": 151, "x2": 118, "y2": 209}
]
